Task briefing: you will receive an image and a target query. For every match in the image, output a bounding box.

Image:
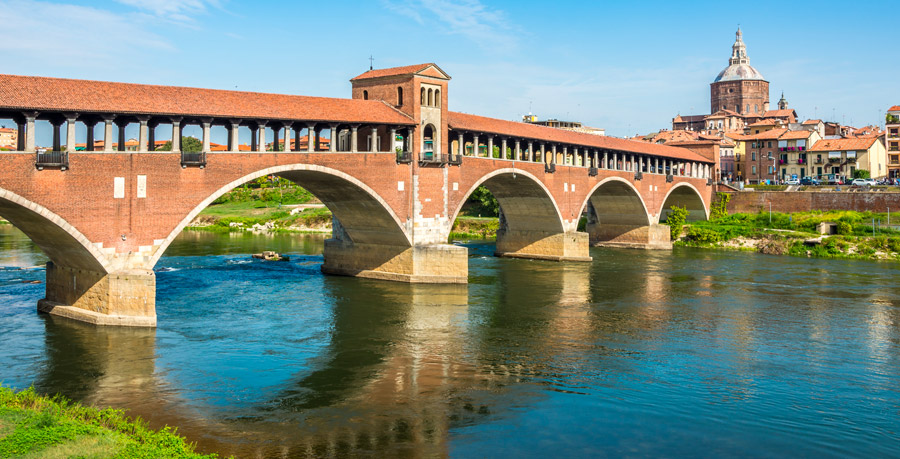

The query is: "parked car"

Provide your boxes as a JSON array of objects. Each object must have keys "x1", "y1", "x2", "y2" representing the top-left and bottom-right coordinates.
[
  {"x1": 800, "y1": 177, "x2": 819, "y2": 186},
  {"x1": 785, "y1": 178, "x2": 800, "y2": 185},
  {"x1": 851, "y1": 178, "x2": 876, "y2": 187}
]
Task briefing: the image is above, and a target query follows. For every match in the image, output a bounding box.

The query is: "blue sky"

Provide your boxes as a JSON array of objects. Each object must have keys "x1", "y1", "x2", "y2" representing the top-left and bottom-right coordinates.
[{"x1": 0, "y1": 0, "x2": 896, "y2": 141}]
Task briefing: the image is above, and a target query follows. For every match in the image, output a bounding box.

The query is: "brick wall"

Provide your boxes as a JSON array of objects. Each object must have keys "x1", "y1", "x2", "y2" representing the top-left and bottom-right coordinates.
[{"x1": 726, "y1": 191, "x2": 900, "y2": 214}]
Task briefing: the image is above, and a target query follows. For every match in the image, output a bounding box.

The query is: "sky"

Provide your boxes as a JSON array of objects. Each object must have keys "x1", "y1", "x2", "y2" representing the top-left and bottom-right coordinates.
[{"x1": 0, "y1": 0, "x2": 897, "y2": 142}]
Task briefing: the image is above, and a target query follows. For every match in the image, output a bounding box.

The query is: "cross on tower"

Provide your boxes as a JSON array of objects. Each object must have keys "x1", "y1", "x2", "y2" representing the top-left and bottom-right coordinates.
[{"x1": 369, "y1": 56, "x2": 374, "y2": 71}]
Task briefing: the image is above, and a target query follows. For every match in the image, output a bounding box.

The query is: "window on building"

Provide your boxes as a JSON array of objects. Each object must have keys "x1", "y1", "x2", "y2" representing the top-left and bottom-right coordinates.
[
  {"x1": 752, "y1": 165, "x2": 757, "y2": 175},
  {"x1": 755, "y1": 104, "x2": 759, "y2": 113},
  {"x1": 397, "y1": 87, "x2": 403, "y2": 106},
  {"x1": 752, "y1": 152, "x2": 757, "y2": 161},
  {"x1": 420, "y1": 87, "x2": 426, "y2": 105},
  {"x1": 427, "y1": 88, "x2": 433, "y2": 107},
  {"x1": 435, "y1": 89, "x2": 441, "y2": 107},
  {"x1": 363, "y1": 90, "x2": 368, "y2": 100},
  {"x1": 767, "y1": 141, "x2": 772, "y2": 148},
  {"x1": 746, "y1": 104, "x2": 750, "y2": 113}
]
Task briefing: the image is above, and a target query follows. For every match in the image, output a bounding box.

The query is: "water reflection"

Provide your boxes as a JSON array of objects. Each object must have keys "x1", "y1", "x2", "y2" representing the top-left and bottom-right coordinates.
[{"x1": 3, "y1": 229, "x2": 900, "y2": 457}]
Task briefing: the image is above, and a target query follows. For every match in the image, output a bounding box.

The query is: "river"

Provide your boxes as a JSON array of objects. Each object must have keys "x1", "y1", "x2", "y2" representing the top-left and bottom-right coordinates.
[{"x1": 1, "y1": 225, "x2": 900, "y2": 457}]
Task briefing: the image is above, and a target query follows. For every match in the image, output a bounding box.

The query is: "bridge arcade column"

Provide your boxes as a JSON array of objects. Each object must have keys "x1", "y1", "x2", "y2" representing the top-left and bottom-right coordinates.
[
  {"x1": 350, "y1": 125, "x2": 359, "y2": 152},
  {"x1": 257, "y1": 121, "x2": 267, "y2": 152},
  {"x1": 200, "y1": 119, "x2": 212, "y2": 152},
  {"x1": 330, "y1": 124, "x2": 339, "y2": 152},
  {"x1": 65, "y1": 113, "x2": 78, "y2": 153},
  {"x1": 229, "y1": 120, "x2": 240, "y2": 152}
]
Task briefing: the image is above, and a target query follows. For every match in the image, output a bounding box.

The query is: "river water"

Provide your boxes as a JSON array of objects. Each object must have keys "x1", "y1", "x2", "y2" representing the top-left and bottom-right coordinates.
[{"x1": 2, "y1": 225, "x2": 900, "y2": 457}]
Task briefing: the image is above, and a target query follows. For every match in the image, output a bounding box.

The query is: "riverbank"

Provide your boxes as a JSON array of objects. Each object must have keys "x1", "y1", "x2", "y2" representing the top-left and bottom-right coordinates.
[
  {"x1": 678, "y1": 210, "x2": 900, "y2": 261},
  {"x1": 0, "y1": 386, "x2": 219, "y2": 458}
]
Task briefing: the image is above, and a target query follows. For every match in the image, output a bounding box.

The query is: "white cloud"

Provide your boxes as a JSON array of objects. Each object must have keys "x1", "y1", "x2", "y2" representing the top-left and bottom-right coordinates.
[
  {"x1": 115, "y1": 0, "x2": 220, "y2": 23},
  {"x1": 382, "y1": 0, "x2": 519, "y2": 51},
  {"x1": 0, "y1": 0, "x2": 172, "y2": 71}
]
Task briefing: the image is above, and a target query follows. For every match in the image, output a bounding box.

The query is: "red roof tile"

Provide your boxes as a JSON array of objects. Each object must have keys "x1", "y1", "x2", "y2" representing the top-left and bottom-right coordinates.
[
  {"x1": 802, "y1": 119, "x2": 822, "y2": 124},
  {"x1": 778, "y1": 130, "x2": 815, "y2": 140},
  {"x1": 810, "y1": 137, "x2": 879, "y2": 151},
  {"x1": 889, "y1": 105, "x2": 900, "y2": 111},
  {"x1": 350, "y1": 63, "x2": 449, "y2": 81},
  {"x1": 0, "y1": 74, "x2": 415, "y2": 125},
  {"x1": 448, "y1": 112, "x2": 712, "y2": 163}
]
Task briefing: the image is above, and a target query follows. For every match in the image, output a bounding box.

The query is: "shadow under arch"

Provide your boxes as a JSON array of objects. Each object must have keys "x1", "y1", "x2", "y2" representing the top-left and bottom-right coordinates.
[
  {"x1": 658, "y1": 183, "x2": 709, "y2": 223},
  {"x1": 151, "y1": 164, "x2": 411, "y2": 267},
  {"x1": 450, "y1": 168, "x2": 565, "y2": 235},
  {"x1": 451, "y1": 169, "x2": 588, "y2": 261},
  {"x1": 0, "y1": 187, "x2": 111, "y2": 273},
  {"x1": 580, "y1": 177, "x2": 669, "y2": 249}
]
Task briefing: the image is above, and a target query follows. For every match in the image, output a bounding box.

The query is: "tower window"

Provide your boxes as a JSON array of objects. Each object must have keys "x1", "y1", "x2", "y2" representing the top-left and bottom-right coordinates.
[
  {"x1": 363, "y1": 90, "x2": 368, "y2": 100},
  {"x1": 421, "y1": 87, "x2": 425, "y2": 105},
  {"x1": 435, "y1": 89, "x2": 441, "y2": 108},
  {"x1": 427, "y1": 88, "x2": 433, "y2": 107},
  {"x1": 397, "y1": 87, "x2": 403, "y2": 106}
]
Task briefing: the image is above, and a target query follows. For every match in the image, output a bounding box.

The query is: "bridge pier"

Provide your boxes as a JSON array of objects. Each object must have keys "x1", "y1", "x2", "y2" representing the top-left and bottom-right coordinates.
[
  {"x1": 495, "y1": 230, "x2": 592, "y2": 262},
  {"x1": 321, "y1": 239, "x2": 468, "y2": 284},
  {"x1": 586, "y1": 222, "x2": 672, "y2": 250},
  {"x1": 38, "y1": 262, "x2": 157, "y2": 327}
]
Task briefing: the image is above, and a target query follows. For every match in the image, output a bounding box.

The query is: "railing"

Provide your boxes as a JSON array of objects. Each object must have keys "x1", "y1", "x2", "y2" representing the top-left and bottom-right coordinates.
[
  {"x1": 828, "y1": 157, "x2": 841, "y2": 163},
  {"x1": 447, "y1": 153, "x2": 462, "y2": 165},
  {"x1": 544, "y1": 163, "x2": 556, "y2": 173},
  {"x1": 666, "y1": 174, "x2": 674, "y2": 183},
  {"x1": 35, "y1": 151, "x2": 68, "y2": 170},
  {"x1": 588, "y1": 167, "x2": 598, "y2": 177},
  {"x1": 181, "y1": 151, "x2": 206, "y2": 168},
  {"x1": 815, "y1": 158, "x2": 823, "y2": 164},
  {"x1": 634, "y1": 170, "x2": 643, "y2": 180},
  {"x1": 418, "y1": 151, "x2": 443, "y2": 166},
  {"x1": 396, "y1": 151, "x2": 412, "y2": 164}
]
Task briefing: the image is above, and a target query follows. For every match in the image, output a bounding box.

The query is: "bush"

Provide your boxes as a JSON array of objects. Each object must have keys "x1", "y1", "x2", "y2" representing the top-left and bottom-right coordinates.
[
  {"x1": 837, "y1": 221, "x2": 852, "y2": 235},
  {"x1": 711, "y1": 192, "x2": 730, "y2": 220},
  {"x1": 684, "y1": 226, "x2": 722, "y2": 244},
  {"x1": 666, "y1": 205, "x2": 689, "y2": 241}
]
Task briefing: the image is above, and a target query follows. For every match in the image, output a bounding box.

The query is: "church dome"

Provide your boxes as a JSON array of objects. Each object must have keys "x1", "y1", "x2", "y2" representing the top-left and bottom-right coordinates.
[
  {"x1": 714, "y1": 63, "x2": 765, "y2": 82},
  {"x1": 713, "y1": 28, "x2": 766, "y2": 83}
]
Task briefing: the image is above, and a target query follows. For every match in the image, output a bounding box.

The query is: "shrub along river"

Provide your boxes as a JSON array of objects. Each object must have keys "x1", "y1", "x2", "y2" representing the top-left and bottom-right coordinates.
[{"x1": 1, "y1": 225, "x2": 900, "y2": 457}]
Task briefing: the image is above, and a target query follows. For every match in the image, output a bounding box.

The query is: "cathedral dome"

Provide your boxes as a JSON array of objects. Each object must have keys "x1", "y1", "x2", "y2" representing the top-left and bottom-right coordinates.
[
  {"x1": 714, "y1": 63, "x2": 765, "y2": 82},
  {"x1": 712, "y1": 28, "x2": 766, "y2": 83}
]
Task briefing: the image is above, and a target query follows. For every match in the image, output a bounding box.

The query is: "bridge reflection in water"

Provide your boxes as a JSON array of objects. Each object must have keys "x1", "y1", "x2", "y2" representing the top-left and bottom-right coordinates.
[{"x1": 25, "y1": 245, "x2": 612, "y2": 457}]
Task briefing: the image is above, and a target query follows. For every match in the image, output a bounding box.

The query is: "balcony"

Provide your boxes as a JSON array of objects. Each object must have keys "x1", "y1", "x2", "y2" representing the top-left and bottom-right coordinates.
[
  {"x1": 588, "y1": 167, "x2": 598, "y2": 177},
  {"x1": 814, "y1": 158, "x2": 823, "y2": 164},
  {"x1": 396, "y1": 151, "x2": 412, "y2": 164},
  {"x1": 180, "y1": 151, "x2": 206, "y2": 168},
  {"x1": 544, "y1": 163, "x2": 556, "y2": 174},
  {"x1": 828, "y1": 157, "x2": 842, "y2": 163},
  {"x1": 447, "y1": 153, "x2": 462, "y2": 166},
  {"x1": 419, "y1": 151, "x2": 444, "y2": 166},
  {"x1": 35, "y1": 151, "x2": 68, "y2": 170}
]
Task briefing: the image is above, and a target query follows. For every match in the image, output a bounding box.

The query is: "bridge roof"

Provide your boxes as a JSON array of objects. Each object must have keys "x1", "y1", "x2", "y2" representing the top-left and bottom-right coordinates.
[
  {"x1": 448, "y1": 112, "x2": 713, "y2": 163},
  {"x1": 0, "y1": 74, "x2": 416, "y2": 125}
]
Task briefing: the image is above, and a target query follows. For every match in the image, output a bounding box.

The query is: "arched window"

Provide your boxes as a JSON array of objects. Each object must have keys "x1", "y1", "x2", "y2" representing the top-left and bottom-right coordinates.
[
  {"x1": 427, "y1": 88, "x2": 433, "y2": 107},
  {"x1": 755, "y1": 104, "x2": 758, "y2": 113},
  {"x1": 420, "y1": 87, "x2": 425, "y2": 105},
  {"x1": 423, "y1": 124, "x2": 435, "y2": 160},
  {"x1": 397, "y1": 87, "x2": 403, "y2": 106},
  {"x1": 746, "y1": 104, "x2": 750, "y2": 113},
  {"x1": 434, "y1": 89, "x2": 441, "y2": 107},
  {"x1": 363, "y1": 90, "x2": 368, "y2": 100}
]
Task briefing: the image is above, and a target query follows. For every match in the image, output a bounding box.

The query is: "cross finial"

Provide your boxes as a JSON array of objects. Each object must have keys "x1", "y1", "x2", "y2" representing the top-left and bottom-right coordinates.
[{"x1": 369, "y1": 55, "x2": 374, "y2": 71}]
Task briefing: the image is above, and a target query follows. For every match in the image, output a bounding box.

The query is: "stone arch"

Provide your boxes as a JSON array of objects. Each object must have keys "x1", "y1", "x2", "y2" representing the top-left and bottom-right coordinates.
[
  {"x1": 450, "y1": 168, "x2": 565, "y2": 235},
  {"x1": 580, "y1": 177, "x2": 662, "y2": 248},
  {"x1": 0, "y1": 186, "x2": 110, "y2": 273},
  {"x1": 151, "y1": 164, "x2": 411, "y2": 266},
  {"x1": 579, "y1": 177, "x2": 651, "y2": 228},
  {"x1": 658, "y1": 183, "x2": 709, "y2": 223}
]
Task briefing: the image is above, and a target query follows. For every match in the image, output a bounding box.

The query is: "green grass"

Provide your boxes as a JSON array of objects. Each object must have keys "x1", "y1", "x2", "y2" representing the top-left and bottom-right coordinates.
[
  {"x1": 449, "y1": 217, "x2": 499, "y2": 240},
  {"x1": 678, "y1": 210, "x2": 900, "y2": 261},
  {"x1": 0, "y1": 386, "x2": 220, "y2": 458}
]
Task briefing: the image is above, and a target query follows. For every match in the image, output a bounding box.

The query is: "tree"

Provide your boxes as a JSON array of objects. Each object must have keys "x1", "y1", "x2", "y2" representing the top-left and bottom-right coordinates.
[
  {"x1": 853, "y1": 169, "x2": 871, "y2": 179},
  {"x1": 665, "y1": 205, "x2": 690, "y2": 241},
  {"x1": 154, "y1": 136, "x2": 202, "y2": 152},
  {"x1": 470, "y1": 186, "x2": 499, "y2": 216}
]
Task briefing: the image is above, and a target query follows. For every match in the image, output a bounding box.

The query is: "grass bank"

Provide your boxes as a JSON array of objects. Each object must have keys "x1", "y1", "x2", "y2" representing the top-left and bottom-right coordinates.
[
  {"x1": 0, "y1": 386, "x2": 219, "y2": 458},
  {"x1": 677, "y1": 210, "x2": 900, "y2": 261},
  {"x1": 450, "y1": 217, "x2": 499, "y2": 240}
]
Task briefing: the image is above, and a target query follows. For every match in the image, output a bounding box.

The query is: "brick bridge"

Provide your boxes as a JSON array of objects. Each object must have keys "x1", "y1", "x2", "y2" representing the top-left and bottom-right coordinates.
[{"x1": 0, "y1": 63, "x2": 713, "y2": 326}]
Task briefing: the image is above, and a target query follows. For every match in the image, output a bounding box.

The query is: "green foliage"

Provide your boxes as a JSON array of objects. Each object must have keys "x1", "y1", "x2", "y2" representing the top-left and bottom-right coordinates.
[
  {"x1": 853, "y1": 169, "x2": 871, "y2": 179},
  {"x1": 665, "y1": 205, "x2": 690, "y2": 240},
  {"x1": 449, "y1": 217, "x2": 499, "y2": 240},
  {"x1": 466, "y1": 186, "x2": 499, "y2": 217},
  {"x1": 0, "y1": 386, "x2": 219, "y2": 458},
  {"x1": 837, "y1": 221, "x2": 853, "y2": 235},
  {"x1": 683, "y1": 226, "x2": 723, "y2": 244},
  {"x1": 211, "y1": 178, "x2": 315, "y2": 205},
  {"x1": 711, "y1": 192, "x2": 730, "y2": 220},
  {"x1": 887, "y1": 113, "x2": 900, "y2": 124},
  {"x1": 744, "y1": 184, "x2": 788, "y2": 191},
  {"x1": 154, "y1": 136, "x2": 203, "y2": 152}
]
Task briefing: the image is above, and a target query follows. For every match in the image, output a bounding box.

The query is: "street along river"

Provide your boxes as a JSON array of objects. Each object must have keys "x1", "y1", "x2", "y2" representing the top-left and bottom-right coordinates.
[{"x1": 2, "y1": 225, "x2": 900, "y2": 457}]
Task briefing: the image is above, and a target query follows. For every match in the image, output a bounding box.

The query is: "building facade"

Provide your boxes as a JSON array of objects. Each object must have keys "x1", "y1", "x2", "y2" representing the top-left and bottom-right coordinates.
[
  {"x1": 887, "y1": 105, "x2": 900, "y2": 178},
  {"x1": 809, "y1": 137, "x2": 888, "y2": 181}
]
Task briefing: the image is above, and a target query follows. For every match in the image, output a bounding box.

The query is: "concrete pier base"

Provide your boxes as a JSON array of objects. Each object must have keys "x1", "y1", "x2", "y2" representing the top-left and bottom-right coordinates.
[
  {"x1": 322, "y1": 239, "x2": 468, "y2": 283},
  {"x1": 495, "y1": 230, "x2": 592, "y2": 262},
  {"x1": 37, "y1": 262, "x2": 157, "y2": 327},
  {"x1": 587, "y1": 223, "x2": 672, "y2": 250}
]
